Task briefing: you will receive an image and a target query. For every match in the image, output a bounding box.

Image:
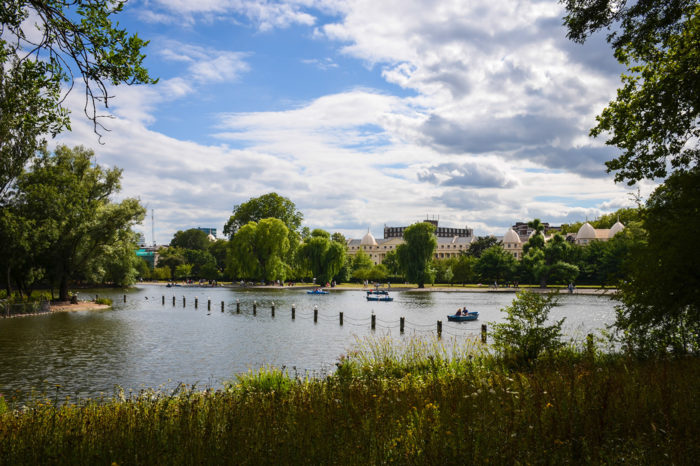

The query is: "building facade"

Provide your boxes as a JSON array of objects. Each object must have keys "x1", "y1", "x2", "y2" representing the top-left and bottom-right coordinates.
[{"x1": 384, "y1": 218, "x2": 473, "y2": 239}]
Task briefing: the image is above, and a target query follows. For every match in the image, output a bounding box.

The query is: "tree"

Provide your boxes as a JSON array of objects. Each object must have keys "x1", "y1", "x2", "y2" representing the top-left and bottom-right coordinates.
[
  {"x1": 452, "y1": 255, "x2": 477, "y2": 285},
  {"x1": 614, "y1": 168, "x2": 700, "y2": 356},
  {"x1": 475, "y1": 245, "x2": 516, "y2": 284},
  {"x1": 351, "y1": 249, "x2": 373, "y2": 271},
  {"x1": 12, "y1": 145, "x2": 145, "y2": 300},
  {"x1": 0, "y1": 0, "x2": 156, "y2": 198},
  {"x1": 396, "y1": 222, "x2": 437, "y2": 288},
  {"x1": 466, "y1": 236, "x2": 500, "y2": 258},
  {"x1": 227, "y1": 218, "x2": 290, "y2": 282},
  {"x1": 491, "y1": 291, "x2": 565, "y2": 368},
  {"x1": 207, "y1": 239, "x2": 229, "y2": 276},
  {"x1": 170, "y1": 229, "x2": 210, "y2": 251},
  {"x1": 563, "y1": 0, "x2": 699, "y2": 184},
  {"x1": 432, "y1": 258, "x2": 454, "y2": 284},
  {"x1": 156, "y1": 248, "x2": 186, "y2": 279},
  {"x1": 223, "y1": 193, "x2": 303, "y2": 237},
  {"x1": 382, "y1": 250, "x2": 401, "y2": 276},
  {"x1": 297, "y1": 229, "x2": 346, "y2": 284}
]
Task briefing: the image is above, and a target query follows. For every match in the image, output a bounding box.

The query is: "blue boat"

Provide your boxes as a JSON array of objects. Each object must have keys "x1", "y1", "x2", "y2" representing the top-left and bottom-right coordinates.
[
  {"x1": 307, "y1": 289, "x2": 329, "y2": 295},
  {"x1": 366, "y1": 294, "x2": 393, "y2": 302},
  {"x1": 366, "y1": 290, "x2": 389, "y2": 295},
  {"x1": 447, "y1": 311, "x2": 479, "y2": 322}
]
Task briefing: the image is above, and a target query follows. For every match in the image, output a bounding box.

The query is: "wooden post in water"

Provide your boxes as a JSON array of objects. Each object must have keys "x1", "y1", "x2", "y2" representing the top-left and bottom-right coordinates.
[
  {"x1": 314, "y1": 305, "x2": 318, "y2": 323},
  {"x1": 292, "y1": 304, "x2": 296, "y2": 320},
  {"x1": 208, "y1": 299, "x2": 211, "y2": 311},
  {"x1": 162, "y1": 296, "x2": 165, "y2": 305},
  {"x1": 271, "y1": 302, "x2": 275, "y2": 317},
  {"x1": 400, "y1": 317, "x2": 405, "y2": 334},
  {"x1": 124, "y1": 295, "x2": 126, "y2": 303},
  {"x1": 253, "y1": 301, "x2": 257, "y2": 315},
  {"x1": 96, "y1": 294, "x2": 99, "y2": 301},
  {"x1": 195, "y1": 297, "x2": 198, "y2": 309},
  {"x1": 172, "y1": 296, "x2": 176, "y2": 306},
  {"x1": 339, "y1": 312, "x2": 343, "y2": 326},
  {"x1": 183, "y1": 296, "x2": 186, "y2": 307},
  {"x1": 437, "y1": 320, "x2": 442, "y2": 338},
  {"x1": 481, "y1": 324, "x2": 487, "y2": 344},
  {"x1": 371, "y1": 314, "x2": 376, "y2": 330}
]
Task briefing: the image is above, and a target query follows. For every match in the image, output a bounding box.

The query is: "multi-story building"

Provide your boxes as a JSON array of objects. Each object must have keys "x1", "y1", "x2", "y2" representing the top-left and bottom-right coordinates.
[
  {"x1": 384, "y1": 218, "x2": 473, "y2": 239},
  {"x1": 348, "y1": 222, "x2": 475, "y2": 266}
]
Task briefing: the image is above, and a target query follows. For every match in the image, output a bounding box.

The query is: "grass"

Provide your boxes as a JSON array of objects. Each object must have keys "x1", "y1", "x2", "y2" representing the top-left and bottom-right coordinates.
[{"x1": 0, "y1": 336, "x2": 697, "y2": 464}]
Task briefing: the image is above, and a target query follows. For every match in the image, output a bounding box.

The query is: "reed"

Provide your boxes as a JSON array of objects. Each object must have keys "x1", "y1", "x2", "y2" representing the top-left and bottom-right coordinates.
[{"x1": 0, "y1": 337, "x2": 697, "y2": 464}]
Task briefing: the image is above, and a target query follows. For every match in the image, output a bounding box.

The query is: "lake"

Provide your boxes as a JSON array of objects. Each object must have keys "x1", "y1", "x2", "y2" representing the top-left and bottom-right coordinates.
[{"x1": 0, "y1": 285, "x2": 617, "y2": 402}]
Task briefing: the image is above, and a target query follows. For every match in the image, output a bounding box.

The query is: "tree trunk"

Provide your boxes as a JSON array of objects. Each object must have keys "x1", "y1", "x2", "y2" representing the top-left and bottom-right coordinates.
[{"x1": 59, "y1": 274, "x2": 69, "y2": 301}]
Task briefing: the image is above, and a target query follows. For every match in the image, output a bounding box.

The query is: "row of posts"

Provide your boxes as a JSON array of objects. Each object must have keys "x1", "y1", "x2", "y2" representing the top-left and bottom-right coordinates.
[{"x1": 154, "y1": 294, "x2": 490, "y2": 341}]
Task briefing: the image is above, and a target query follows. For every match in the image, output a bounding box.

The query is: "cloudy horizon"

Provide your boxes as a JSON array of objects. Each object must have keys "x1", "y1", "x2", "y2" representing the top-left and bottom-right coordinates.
[{"x1": 53, "y1": 0, "x2": 655, "y2": 244}]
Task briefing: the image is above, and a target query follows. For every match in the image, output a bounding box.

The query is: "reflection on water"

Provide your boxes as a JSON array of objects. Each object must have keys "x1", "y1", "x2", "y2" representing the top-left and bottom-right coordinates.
[{"x1": 0, "y1": 285, "x2": 617, "y2": 402}]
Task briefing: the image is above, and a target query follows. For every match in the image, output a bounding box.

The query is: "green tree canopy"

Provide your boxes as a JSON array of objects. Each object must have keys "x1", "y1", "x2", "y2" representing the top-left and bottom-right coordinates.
[
  {"x1": 563, "y1": 0, "x2": 699, "y2": 184},
  {"x1": 223, "y1": 193, "x2": 303, "y2": 238},
  {"x1": 396, "y1": 222, "x2": 437, "y2": 288},
  {"x1": 9, "y1": 145, "x2": 145, "y2": 299},
  {"x1": 614, "y1": 168, "x2": 700, "y2": 356},
  {"x1": 170, "y1": 229, "x2": 210, "y2": 251},
  {"x1": 475, "y1": 245, "x2": 516, "y2": 284},
  {"x1": 297, "y1": 229, "x2": 346, "y2": 284},
  {"x1": 466, "y1": 236, "x2": 500, "y2": 258},
  {"x1": 227, "y1": 218, "x2": 290, "y2": 282}
]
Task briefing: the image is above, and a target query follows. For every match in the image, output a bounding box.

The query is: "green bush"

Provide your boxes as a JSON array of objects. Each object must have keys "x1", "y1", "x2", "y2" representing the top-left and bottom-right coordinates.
[
  {"x1": 491, "y1": 290, "x2": 565, "y2": 367},
  {"x1": 95, "y1": 297, "x2": 113, "y2": 306}
]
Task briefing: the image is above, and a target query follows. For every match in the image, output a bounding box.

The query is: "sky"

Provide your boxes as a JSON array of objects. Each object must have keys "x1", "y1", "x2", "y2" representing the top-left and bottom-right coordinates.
[{"x1": 52, "y1": 0, "x2": 656, "y2": 244}]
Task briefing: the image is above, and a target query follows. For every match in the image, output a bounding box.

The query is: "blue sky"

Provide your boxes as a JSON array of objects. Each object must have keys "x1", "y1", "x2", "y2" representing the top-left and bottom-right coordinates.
[{"x1": 53, "y1": 0, "x2": 656, "y2": 244}]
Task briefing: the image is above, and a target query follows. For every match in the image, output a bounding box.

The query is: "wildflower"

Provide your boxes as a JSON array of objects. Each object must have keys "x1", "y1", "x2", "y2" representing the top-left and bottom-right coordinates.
[{"x1": 545, "y1": 402, "x2": 553, "y2": 409}]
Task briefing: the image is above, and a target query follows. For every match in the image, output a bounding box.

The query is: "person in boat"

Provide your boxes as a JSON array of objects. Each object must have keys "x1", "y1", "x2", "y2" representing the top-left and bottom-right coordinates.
[
  {"x1": 454, "y1": 308, "x2": 462, "y2": 316},
  {"x1": 462, "y1": 307, "x2": 469, "y2": 315}
]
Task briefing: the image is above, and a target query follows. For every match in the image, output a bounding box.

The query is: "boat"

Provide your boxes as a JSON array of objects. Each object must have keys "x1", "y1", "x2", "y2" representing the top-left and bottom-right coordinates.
[
  {"x1": 366, "y1": 294, "x2": 393, "y2": 302},
  {"x1": 446, "y1": 311, "x2": 479, "y2": 322},
  {"x1": 366, "y1": 290, "x2": 389, "y2": 295},
  {"x1": 166, "y1": 283, "x2": 181, "y2": 288},
  {"x1": 307, "y1": 289, "x2": 329, "y2": 295}
]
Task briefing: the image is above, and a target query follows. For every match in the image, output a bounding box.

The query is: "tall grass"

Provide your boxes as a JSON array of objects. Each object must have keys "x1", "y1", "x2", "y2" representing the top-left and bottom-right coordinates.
[{"x1": 0, "y1": 336, "x2": 698, "y2": 464}]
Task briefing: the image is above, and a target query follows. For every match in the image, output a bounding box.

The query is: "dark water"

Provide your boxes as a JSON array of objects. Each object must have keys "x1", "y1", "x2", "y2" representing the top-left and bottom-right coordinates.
[{"x1": 0, "y1": 285, "x2": 617, "y2": 402}]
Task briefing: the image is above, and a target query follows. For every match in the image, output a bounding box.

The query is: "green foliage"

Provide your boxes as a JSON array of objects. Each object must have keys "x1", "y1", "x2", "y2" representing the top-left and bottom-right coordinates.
[
  {"x1": 564, "y1": 1, "x2": 699, "y2": 184},
  {"x1": 174, "y1": 264, "x2": 193, "y2": 280},
  {"x1": 170, "y1": 229, "x2": 209, "y2": 251},
  {"x1": 156, "y1": 248, "x2": 185, "y2": 278},
  {"x1": 351, "y1": 249, "x2": 373, "y2": 271},
  {"x1": 151, "y1": 266, "x2": 171, "y2": 281},
  {"x1": 8, "y1": 146, "x2": 145, "y2": 299},
  {"x1": 465, "y1": 235, "x2": 500, "y2": 258},
  {"x1": 95, "y1": 297, "x2": 112, "y2": 306},
  {"x1": 297, "y1": 229, "x2": 346, "y2": 284},
  {"x1": 396, "y1": 222, "x2": 437, "y2": 288},
  {"x1": 0, "y1": 0, "x2": 155, "y2": 198},
  {"x1": 614, "y1": 168, "x2": 700, "y2": 356},
  {"x1": 491, "y1": 291, "x2": 565, "y2": 367},
  {"x1": 475, "y1": 245, "x2": 515, "y2": 283},
  {"x1": 227, "y1": 218, "x2": 290, "y2": 282},
  {"x1": 451, "y1": 254, "x2": 477, "y2": 284},
  {"x1": 431, "y1": 258, "x2": 454, "y2": 284},
  {"x1": 223, "y1": 193, "x2": 302, "y2": 238}
]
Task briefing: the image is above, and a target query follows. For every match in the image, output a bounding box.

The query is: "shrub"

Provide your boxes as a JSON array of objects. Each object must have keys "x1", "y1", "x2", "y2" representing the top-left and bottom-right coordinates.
[
  {"x1": 490, "y1": 290, "x2": 565, "y2": 367},
  {"x1": 95, "y1": 297, "x2": 113, "y2": 306}
]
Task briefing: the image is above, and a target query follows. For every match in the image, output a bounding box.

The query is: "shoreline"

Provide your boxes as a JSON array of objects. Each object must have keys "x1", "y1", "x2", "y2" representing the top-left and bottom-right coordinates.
[{"x1": 138, "y1": 282, "x2": 617, "y2": 295}]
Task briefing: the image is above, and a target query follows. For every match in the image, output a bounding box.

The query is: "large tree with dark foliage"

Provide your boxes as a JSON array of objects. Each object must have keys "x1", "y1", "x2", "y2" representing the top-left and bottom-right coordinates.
[
  {"x1": 563, "y1": 0, "x2": 699, "y2": 355},
  {"x1": 563, "y1": 0, "x2": 699, "y2": 184},
  {"x1": 223, "y1": 193, "x2": 303, "y2": 238}
]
